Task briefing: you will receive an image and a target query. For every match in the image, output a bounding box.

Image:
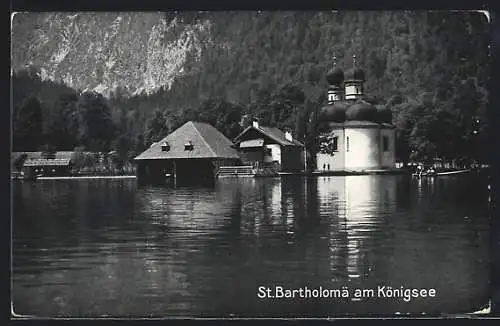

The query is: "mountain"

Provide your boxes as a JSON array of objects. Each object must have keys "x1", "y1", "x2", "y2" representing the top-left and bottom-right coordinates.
[
  {"x1": 12, "y1": 12, "x2": 211, "y2": 97},
  {"x1": 12, "y1": 11, "x2": 489, "y2": 102}
]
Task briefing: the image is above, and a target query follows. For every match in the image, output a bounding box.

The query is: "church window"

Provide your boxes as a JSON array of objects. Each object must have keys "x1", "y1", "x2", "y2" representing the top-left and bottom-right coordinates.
[
  {"x1": 383, "y1": 136, "x2": 389, "y2": 152},
  {"x1": 332, "y1": 136, "x2": 338, "y2": 151}
]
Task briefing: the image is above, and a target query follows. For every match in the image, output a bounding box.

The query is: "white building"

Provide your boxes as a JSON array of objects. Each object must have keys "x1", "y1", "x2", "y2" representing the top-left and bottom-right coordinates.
[{"x1": 315, "y1": 56, "x2": 396, "y2": 172}]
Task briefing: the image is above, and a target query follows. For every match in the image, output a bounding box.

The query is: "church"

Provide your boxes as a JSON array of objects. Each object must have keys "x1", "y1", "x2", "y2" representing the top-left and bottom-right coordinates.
[{"x1": 315, "y1": 56, "x2": 396, "y2": 172}]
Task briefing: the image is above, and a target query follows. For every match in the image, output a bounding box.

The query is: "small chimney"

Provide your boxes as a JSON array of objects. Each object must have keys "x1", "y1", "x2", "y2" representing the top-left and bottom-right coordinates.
[
  {"x1": 285, "y1": 129, "x2": 293, "y2": 142},
  {"x1": 252, "y1": 118, "x2": 259, "y2": 129}
]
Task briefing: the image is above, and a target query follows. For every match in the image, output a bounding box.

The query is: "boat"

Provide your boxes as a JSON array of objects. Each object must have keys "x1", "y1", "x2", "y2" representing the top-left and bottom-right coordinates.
[
  {"x1": 412, "y1": 172, "x2": 436, "y2": 178},
  {"x1": 412, "y1": 166, "x2": 437, "y2": 178},
  {"x1": 413, "y1": 168, "x2": 472, "y2": 178},
  {"x1": 436, "y1": 169, "x2": 471, "y2": 176}
]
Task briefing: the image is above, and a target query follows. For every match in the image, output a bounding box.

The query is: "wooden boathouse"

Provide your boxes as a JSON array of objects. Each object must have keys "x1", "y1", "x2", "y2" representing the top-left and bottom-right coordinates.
[
  {"x1": 134, "y1": 121, "x2": 241, "y2": 185},
  {"x1": 233, "y1": 119, "x2": 306, "y2": 173},
  {"x1": 12, "y1": 151, "x2": 73, "y2": 179}
]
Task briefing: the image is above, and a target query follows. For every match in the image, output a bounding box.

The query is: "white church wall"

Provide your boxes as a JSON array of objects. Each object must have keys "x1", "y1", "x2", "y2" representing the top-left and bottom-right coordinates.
[{"x1": 344, "y1": 127, "x2": 380, "y2": 170}]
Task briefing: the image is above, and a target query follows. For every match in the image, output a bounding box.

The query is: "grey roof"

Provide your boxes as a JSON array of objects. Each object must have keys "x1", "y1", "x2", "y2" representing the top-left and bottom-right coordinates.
[
  {"x1": 134, "y1": 121, "x2": 241, "y2": 160},
  {"x1": 23, "y1": 158, "x2": 72, "y2": 166},
  {"x1": 322, "y1": 121, "x2": 395, "y2": 129},
  {"x1": 234, "y1": 125, "x2": 305, "y2": 147},
  {"x1": 11, "y1": 151, "x2": 74, "y2": 160},
  {"x1": 12, "y1": 151, "x2": 75, "y2": 168},
  {"x1": 380, "y1": 123, "x2": 396, "y2": 129},
  {"x1": 343, "y1": 120, "x2": 382, "y2": 127}
]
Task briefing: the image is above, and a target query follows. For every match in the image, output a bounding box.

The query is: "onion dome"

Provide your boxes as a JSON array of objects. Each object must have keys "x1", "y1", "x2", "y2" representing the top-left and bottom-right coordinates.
[
  {"x1": 319, "y1": 102, "x2": 348, "y2": 123},
  {"x1": 377, "y1": 105, "x2": 393, "y2": 124},
  {"x1": 346, "y1": 100, "x2": 379, "y2": 122},
  {"x1": 345, "y1": 54, "x2": 365, "y2": 82},
  {"x1": 326, "y1": 67, "x2": 344, "y2": 86},
  {"x1": 326, "y1": 55, "x2": 344, "y2": 86},
  {"x1": 345, "y1": 66, "x2": 365, "y2": 82}
]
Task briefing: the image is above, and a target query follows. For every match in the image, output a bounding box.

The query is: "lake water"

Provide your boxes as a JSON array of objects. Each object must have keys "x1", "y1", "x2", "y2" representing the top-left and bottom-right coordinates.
[{"x1": 12, "y1": 174, "x2": 491, "y2": 318}]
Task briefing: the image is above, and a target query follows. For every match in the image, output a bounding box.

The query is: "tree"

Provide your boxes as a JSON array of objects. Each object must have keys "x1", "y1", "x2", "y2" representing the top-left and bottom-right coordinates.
[
  {"x1": 112, "y1": 107, "x2": 133, "y2": 166},
  {"x1": 13, "y1": 153, "x2": 28, "y2": 171},
  {"x1": 40, "y1": 143, "x2": 57, "y2": 159},
  {"x1": 13, "y1": 97, "x2": 43, "y2": 151},
  {"x1": 78, "y1": 92, "x2": 116, "y2": 152},
  {"x1": 318, "y1": 133, "x2": 338, "y2": 156},
  {"x1": 145, "y1": 109, "x2": 169, "y2": 147},
  {"x1": 304, "y1": 100, "x2": 321, "y2": 171},
  {"x1": 46, "y1": 93, "x2": 80, "y2": 150},
  {"x1": 71, "y1": 146, "x2": 86, "y2": 171},
  {"x1": 134, "y1": 134, "x2": 147, "y2": 154}
]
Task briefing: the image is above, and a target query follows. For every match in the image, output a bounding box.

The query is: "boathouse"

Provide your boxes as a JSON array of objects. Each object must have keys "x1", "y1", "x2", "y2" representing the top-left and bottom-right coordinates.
[
  {"x1": 233, "y1": 120, "x2": 306, "y2": 173},
  {"x1": 315, "y1": 56, "x2": 396, "y2": 172},
  {"x1": 134, "y1": 121, "x2": 241, "y2": 185},
  {"x1": 12, "y1": 151, "x2": 73, "y2": 178}
]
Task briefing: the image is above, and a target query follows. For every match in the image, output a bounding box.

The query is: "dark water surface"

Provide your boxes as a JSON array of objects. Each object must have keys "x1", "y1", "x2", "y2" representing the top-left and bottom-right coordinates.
[{"x1": 12, "y1": 175, "x2": 491, "y2": 317}]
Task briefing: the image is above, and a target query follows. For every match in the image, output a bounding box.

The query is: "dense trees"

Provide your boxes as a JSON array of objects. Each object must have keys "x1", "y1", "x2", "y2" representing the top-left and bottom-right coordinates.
[
  {"x1": 13, "y1": 97, "x2": 43, "y2": 151},
  {"x1": 47, "y1": 93, "x2": 79, "y2": 150},
  {"x1": 145, "y1": 109, "x2": 169, "y2": 147},
  {"x1": 11, "y1": 11, "x2": 490, "y2": 167}
]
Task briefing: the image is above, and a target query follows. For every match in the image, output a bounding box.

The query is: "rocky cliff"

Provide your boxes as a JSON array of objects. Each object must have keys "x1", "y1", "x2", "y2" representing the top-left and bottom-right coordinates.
[{"x1": 12, "y1": 12, "x2": 210, "y2": 97}]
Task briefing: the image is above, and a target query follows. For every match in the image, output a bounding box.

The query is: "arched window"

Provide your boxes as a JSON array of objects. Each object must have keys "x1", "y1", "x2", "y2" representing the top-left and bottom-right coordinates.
[
  {"x1": 383, "y1": 136, "x2": 389, "y2": 152},
  {"x1": 332, "y1": 136, "x2": 338, "y2": 151}
]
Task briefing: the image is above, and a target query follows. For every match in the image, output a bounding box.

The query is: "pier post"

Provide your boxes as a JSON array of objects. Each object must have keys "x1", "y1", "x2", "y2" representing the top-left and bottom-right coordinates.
[{"x1": 173, "y1": 160, "x2": 177, "y2": 186}]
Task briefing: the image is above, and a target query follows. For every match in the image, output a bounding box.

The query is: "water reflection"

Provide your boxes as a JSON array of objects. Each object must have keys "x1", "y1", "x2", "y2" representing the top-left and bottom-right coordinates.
[
  {"x1": 12, "y1": 175, "x2": 490, "y2": 317},
  {"x1": 316, "y1": 176, "x2": 397, "y2": 282}
]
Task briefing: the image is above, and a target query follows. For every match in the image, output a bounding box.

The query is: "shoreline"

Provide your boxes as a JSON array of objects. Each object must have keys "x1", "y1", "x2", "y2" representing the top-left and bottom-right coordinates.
[
  {"x1": 14, "y1": 167, "x2": 485, "y2": 181},
  {"x1": 35, "y1": 175, "x2": 137, "y2": 180},
  {"x1": 280, "y1": 169, "x2": 409, "y2": 177}
]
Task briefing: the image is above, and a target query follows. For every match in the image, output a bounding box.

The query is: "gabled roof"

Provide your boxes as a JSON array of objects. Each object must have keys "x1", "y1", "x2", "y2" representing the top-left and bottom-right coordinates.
[
  {"x1": 11, "y1": 151, "x2": 74, "y2": 160},
  {"x1": 134, "y1": 121, "x2": 240, "y2": 160},
  {"x1": 23, "y1": 159, "x2": 71, "y2": 166},
  {"x1": 234, "y1": 125, "x2": 304, "y2": 147}
]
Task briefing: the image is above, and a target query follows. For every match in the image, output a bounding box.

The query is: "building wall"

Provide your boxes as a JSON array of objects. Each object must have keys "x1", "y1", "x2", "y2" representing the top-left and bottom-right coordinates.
[
  {"x1": 239, "y1": 149, "x2": 265, "y2": 165},
  {"x1": 137, "y1": 159, "x2": 175, "y2": 185},
  {"x1": 23, "y1": 165, "x2": 71, "y2": 177},
  {"x1": 212, "y1": 158, "x2": 240, "y2": 169},
  {"x1": 316, "y1": 128, "x2": 345, "y2": 171},
  {"x1": 264, "y1": 144, "x2": 281, "y2": 164},
  {"x1": 137, "y1": 158, "x2": 238, "y2": 186},
  {"x1": 344, "y1": 127, "x2": 381, "y2": 170},
  {"x1": 281, "y1": 146, "x2": 305, "y2": 172},
  {"x1": 380, "y1": 128, "x2": 396, "y2": 168}
]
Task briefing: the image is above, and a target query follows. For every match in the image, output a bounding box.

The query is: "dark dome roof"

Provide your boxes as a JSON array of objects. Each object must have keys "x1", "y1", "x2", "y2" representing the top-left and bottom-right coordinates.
[
  {"x1": 346, "y1": 101, "x2": 378, "y2": 122},
  {"x1": 345, "y1": 67, "x2": 365, "y2": 82},
  {"x1": 377, "y1": 105, "x2": 393, "y2": 123},
  {"x1": 326, "y1": 67, "x2": 344, "y2": 85},
  {"x1": 319, "y1": 102, "x2": 348, "y2": 123}
]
